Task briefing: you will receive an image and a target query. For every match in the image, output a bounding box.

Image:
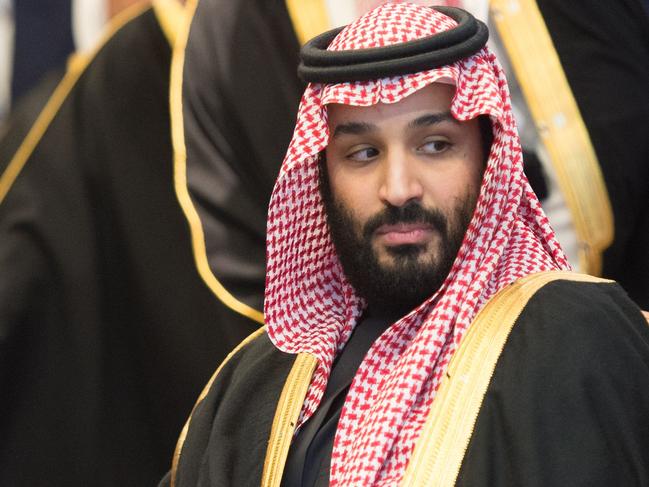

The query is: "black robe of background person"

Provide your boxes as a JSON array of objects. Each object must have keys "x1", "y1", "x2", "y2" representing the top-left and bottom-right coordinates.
[
  {"x1": 537, "y1": 0, "x2": 649, "y2": 309},
  {"x1": 0, "y1": 69, "x2": 64, "y2": 156},
  {"x1": 162, "y1": 278, "x2": 649, "y2": 486},
  {"x1": 0, "y1": 7, "x2": 258, "y2": 486},
  {"x1": 181, "y1": 0, "x2": 304, "y2": 310}
]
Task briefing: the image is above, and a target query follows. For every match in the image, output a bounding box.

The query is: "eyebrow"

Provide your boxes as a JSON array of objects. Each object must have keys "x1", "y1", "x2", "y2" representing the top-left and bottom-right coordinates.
[
  {"x1": 330, "y1": 111, "x2": 458, "y2": 139},
  {"x1": 331, "y1": 121, "x2": 376, "y2": 138},
  {"x1": 408, "y1": 111, "x2": 458, "y2": 129}
]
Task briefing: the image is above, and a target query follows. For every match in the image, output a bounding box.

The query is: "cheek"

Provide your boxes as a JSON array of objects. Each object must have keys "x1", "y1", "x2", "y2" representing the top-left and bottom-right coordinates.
[
  {"x1": 327, "y1": 165, "x2": 378, "y2": 223},
  {"x1": 422, "y1": 164, "x2": 482, "y2": 209}
]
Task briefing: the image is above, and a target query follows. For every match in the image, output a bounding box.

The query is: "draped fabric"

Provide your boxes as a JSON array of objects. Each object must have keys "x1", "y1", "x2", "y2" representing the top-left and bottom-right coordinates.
[
  {"x1": 265, "y1": 3, "x2": 569, "y2": 485},
  {"x1": 181, "y1": 0, "x2": 303, "y2": 310}
]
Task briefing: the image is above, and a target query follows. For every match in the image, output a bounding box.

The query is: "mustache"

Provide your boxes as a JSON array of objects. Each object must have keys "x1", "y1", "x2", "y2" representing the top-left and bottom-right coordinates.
[{"x1": 362, "y1": 202, "x2": 449, "y2": 240}]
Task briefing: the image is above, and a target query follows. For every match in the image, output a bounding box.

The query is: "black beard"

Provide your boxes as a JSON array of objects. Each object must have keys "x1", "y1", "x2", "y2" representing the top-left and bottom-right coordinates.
[{"x1": 320, "y1": 167, "x2": 476, "y2": 318}]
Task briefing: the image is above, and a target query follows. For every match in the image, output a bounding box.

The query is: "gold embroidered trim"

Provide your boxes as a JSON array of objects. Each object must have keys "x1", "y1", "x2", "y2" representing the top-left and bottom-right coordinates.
[
  {"x1": 285, "y1": 0, "x2": 331, "y2": 45},
  {"x1": 170, "y1": 325, "x2": 266, "y2": 487},
  {"x1": 490, "y1": 0, "x2": 614, "y2": 276},
  {"x1": 0, "y1": 2, "x2": 150, "y2": 206},
  {"x1": 169, "y1": 0, "x2": 264, "y2": 324},
  {"x1": 400, "y1": 271, "x2": 610, "y2": 486},
  {"x1": 153, "y1": 0, "x2": 185, "y2": 47},
  {"x1": 261, "y1": 353, "x2": 318, "y2": 487}
]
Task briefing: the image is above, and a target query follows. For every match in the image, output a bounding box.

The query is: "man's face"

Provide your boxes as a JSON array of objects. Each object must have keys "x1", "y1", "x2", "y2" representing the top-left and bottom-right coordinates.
[{"x1": 322, "y1": 83, "x2": 486, "y2": 315}]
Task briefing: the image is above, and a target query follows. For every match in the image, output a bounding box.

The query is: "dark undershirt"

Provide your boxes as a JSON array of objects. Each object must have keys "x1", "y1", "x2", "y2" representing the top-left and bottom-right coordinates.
[{"x1": 281, "y1": 314, "x2": 394, "y2": 487}]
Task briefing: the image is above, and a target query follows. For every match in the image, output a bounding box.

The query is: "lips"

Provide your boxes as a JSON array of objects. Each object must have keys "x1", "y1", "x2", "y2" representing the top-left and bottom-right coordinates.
[{"x1": 375, "y1": 223, "x2": 434, "y2": 246}]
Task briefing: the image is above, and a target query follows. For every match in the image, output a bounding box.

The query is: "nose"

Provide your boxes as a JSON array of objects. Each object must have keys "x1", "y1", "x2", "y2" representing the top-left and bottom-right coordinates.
[{"x1": 377, "y1": 150, "x2": 424, "y2": 208}]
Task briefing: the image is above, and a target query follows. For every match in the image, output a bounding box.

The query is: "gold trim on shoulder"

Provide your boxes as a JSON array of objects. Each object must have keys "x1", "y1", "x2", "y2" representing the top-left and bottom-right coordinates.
[
  {"x1": 400, "y1": 271, "x2": 610, "y2": 486},
  {"x1": 490, "y1": 0, "x2": 614, "y2": 276},
  {"x1": 261, "y1": 353, "x2": 318, "y2": 487},
  {"x1": 153, "y1": 0, "x2": 186, "y2": 47},
  {"x1": 169, "y1": 0, "x2": 264, "y2": 324},
  {"x1": 285, "y1": 0, "x2": 331, "y2": 45},
  {"x1": 170, "y1": 325, "x2": 267, "y2": 487},
  {"x1": 0, "y1": 1, "x2": 151, "y2": 206}
]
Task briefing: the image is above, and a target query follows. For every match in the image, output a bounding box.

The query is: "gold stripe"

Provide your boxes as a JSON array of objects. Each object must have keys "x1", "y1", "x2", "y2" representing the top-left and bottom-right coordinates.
[
  {"x1": 153, "y1": 0, "x2": 186, "y2": 47},
  {"x1": 490, "y1": 0, "x2": 614, "y2": 276},
  {"x1": 261, "y1": 353, "x2": 318, "y2": 487},
  {"x1": 170, "y1": 325, "x2": 267, "y2": 487},
  {"x1": 400, "y1": 271, "x2": 610, "y2": 486},
  {"x1": 284, "y1": 0, "x2": 331, "y2": 45},
  {"x1": 0, "y1": 1, "x2": 151, "y2": 206},
  {"x1": 169, "y1": 0, "x2": 265, "y2": 324}
]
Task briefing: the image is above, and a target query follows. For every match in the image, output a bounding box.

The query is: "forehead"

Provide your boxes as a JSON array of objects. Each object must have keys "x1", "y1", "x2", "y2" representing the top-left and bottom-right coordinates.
[{"x1": 326, "y1": 82, "x2": 456, "y2": 127}]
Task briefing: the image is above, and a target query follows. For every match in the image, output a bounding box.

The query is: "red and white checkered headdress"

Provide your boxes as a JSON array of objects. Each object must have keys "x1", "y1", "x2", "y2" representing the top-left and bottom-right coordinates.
[{"x1": 265, "y1": 3, "x2": 569, "y2": 485}]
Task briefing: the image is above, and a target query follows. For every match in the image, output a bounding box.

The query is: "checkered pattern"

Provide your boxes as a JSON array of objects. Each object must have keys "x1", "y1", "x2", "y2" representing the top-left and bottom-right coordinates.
[{"x1": 265, "y1": 3, "x2": 569, "y2": 485}]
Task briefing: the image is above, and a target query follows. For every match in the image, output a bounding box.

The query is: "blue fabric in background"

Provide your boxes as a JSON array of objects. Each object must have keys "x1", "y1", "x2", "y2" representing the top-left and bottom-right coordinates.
[{"x1": 11, "y1": 0, "x2": 74, "y2": 103}]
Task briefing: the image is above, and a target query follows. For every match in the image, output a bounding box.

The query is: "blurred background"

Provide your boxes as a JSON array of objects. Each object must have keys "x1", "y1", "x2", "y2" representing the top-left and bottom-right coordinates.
[{"x1": 0, "y1": 0, "x2": 141, "y2": 126}]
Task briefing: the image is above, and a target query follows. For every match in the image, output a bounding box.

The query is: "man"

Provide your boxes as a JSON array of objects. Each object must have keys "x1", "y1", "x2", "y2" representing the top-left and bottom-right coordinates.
[{"x1": 163, "y1": 4, "x2": 649, "y2": 485}]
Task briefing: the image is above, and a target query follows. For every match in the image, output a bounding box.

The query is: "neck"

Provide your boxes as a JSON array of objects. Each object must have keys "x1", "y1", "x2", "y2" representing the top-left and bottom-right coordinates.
[{"x1": 363, "y1": 305, "x2": 409, "y2": 324}]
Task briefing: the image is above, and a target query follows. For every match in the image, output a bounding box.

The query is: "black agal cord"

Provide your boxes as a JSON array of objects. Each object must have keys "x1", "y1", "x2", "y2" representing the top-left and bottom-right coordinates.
[{"x1": 298, "y1": 6, "x2": 488, "y2": 83}]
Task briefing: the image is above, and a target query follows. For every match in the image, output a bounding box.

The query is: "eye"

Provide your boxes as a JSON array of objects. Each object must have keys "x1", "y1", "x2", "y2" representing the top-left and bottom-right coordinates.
[
  {"x1": 347, "y1": 146, "x2": 379, "y2": 162},
  {"x1": 418, "y1": 139, "x2": 450, "y2": 155}
]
